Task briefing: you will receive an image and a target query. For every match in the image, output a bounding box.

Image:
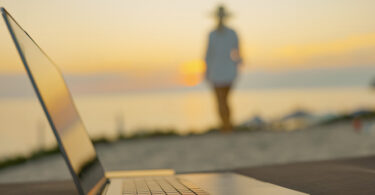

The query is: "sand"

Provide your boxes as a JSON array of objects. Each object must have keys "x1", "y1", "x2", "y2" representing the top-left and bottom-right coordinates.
[{"x1": 1, "y1": 121, "x2": 375, "y2": 183}]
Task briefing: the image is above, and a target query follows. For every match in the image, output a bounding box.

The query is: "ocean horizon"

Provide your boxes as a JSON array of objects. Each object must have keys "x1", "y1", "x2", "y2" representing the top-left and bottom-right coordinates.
[{"x1": 0, "y1": 86, "x2": 374, "y2": 160}]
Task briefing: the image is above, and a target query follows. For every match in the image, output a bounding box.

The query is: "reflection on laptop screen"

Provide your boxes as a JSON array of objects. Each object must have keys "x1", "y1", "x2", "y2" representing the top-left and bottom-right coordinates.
[{"x1": 2, "y1": 9, "x2": 106, "y2": 194}]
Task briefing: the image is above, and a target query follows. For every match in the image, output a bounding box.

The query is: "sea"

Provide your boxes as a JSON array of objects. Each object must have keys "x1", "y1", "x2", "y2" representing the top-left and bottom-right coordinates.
[{"x1": 0, "y1": 87, "x2": 374, "y2": 159}]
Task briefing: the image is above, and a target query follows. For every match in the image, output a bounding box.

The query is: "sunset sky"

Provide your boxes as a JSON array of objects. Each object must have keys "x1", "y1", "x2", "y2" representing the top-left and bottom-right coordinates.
[{"x1": 1, "y1": 0, "x2": 375, "y2": 89}]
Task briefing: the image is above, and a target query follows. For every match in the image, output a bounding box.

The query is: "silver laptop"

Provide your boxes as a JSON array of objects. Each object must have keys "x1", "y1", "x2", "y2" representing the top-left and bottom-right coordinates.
[{"x1": 1, "y1": 7, "x2": 307, "y2": 195}]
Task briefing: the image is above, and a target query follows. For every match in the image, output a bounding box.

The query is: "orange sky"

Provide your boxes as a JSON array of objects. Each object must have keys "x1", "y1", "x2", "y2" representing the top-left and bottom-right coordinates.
[{"x1": 1, "y1": 0, "x2": 375, "y2": 87}]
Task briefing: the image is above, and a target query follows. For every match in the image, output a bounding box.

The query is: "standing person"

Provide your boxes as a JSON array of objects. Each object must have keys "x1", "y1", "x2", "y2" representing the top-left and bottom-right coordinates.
[{"x1": 205, "y1": 5, "x2": 242, "y2": 133}]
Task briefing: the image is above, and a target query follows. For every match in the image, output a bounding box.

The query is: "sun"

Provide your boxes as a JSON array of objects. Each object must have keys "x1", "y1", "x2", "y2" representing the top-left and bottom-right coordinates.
[{"x1": 180, "y1": 60, "x2": 206, "y2": 87}]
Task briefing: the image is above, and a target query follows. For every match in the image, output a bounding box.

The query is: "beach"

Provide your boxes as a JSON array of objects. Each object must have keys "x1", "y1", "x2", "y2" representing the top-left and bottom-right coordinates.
[{"x1": 1, "y1": 121, "x2": 375, "y2": 183}]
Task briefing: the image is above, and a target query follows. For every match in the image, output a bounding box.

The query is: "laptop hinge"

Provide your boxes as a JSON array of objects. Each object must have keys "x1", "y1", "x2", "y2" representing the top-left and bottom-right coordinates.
[{"x1": 97, "y1": 178, "x2": 110, "y2": 195}]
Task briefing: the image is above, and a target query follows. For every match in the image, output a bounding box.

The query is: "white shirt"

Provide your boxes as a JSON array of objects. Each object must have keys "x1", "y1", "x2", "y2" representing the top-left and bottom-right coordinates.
[{"x1": 205, "y1": 26, "x2": 240, "y2": 86}]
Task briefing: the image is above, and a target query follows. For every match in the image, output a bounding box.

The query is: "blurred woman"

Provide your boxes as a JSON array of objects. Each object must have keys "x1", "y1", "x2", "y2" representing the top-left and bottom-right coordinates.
[{"x1": 205, "y1": 5, "x2": 242, "y2": 132}]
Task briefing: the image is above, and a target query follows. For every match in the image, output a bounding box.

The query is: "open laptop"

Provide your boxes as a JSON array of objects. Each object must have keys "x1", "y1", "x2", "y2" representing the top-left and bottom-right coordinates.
[{"x1": 1, "y1": 7, "x2": 307, "y2": 195}]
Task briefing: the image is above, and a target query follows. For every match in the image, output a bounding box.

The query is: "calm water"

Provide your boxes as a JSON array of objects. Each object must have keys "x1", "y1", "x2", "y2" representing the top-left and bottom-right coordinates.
[{"x1": 0, "y1": 87, "x2": 374, "y2": 159}]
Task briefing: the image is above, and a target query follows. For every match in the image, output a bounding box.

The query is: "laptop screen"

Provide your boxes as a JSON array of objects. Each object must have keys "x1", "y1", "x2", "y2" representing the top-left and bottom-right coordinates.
[{"x1": 2, "y1": 8, "x2": 107, "y2": 194}]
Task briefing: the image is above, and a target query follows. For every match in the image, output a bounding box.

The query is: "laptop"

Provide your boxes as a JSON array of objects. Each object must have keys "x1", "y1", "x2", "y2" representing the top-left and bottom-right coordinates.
[{"x1": 1, "y1": 7, "x2": 307, "y2": 195}]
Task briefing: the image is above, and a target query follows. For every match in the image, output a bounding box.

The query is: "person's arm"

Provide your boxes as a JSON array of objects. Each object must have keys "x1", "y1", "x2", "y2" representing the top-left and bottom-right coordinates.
[
  {"x1": 205, "y1": 33, "x2": 214, "y2": 78},
  {"x1": 231, "y1": 32, "x2": 243, "y2": 66}
]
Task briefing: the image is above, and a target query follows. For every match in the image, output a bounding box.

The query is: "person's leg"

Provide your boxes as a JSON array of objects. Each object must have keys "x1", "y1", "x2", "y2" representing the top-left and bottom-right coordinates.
[
  {"x1": 221, "y1": 86, "x2": 232, "y2": 131},
  {"x1": 214, "y1": 86, "x2": 232, "y2": 132},
  {"x1": 213, "y1": 87, "x2": 224, "y2": 130}
]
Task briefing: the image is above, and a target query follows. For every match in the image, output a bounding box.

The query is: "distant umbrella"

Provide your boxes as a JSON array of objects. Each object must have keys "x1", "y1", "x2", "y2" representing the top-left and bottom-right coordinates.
[
  {"x1": 281, "y1": 110, "x2": 312, "y2": 121},
  {"x1": 242, "y1": 116, "x2": 265, "y2": 127}
]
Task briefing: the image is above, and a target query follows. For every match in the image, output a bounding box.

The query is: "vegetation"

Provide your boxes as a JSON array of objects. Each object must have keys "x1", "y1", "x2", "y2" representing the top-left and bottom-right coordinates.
[
  {"x1": 320, "y1": 110, "x2": 375, "y2": 126},
  {"x1": 0, "y1": 147, "x2": 59, "y2": 169},
  {"x1": 0, "y1": 127, "x2": 255, "y2": 169}
]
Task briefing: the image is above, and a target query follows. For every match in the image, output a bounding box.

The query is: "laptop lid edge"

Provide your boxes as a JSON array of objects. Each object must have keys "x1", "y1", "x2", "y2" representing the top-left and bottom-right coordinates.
[{"x1": 1, "y1": 8, "x2": 108, "y2": 195}]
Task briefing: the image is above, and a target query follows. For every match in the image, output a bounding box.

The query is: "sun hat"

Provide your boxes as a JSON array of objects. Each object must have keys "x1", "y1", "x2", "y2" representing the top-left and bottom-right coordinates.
[{"x1": 214, "y1": 5, "x2": 232, "y2": 18}]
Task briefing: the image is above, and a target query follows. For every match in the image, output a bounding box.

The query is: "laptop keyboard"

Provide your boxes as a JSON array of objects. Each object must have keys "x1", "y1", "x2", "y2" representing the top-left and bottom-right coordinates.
[{"x1": 122, "y1": 176, "x2": 209, "y2": 195}]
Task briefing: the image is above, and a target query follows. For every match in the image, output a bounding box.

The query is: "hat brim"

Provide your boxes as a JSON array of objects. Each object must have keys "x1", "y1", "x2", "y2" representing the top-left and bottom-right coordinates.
[{"x1": 211, "y1": 12, "x2": 233, "y2": 18}]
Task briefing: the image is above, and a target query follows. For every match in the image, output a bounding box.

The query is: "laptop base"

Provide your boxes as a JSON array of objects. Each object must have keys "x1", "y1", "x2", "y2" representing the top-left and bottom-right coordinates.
[{"x1": 105, "y1": 171, "x2": 308, "y2": 194}]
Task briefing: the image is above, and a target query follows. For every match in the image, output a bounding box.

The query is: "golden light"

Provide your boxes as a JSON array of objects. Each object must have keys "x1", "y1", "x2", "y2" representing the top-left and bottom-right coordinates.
[
  {"x1": 179, "y1": 59, "x2": 206, "y2": 87},
  {"x1": 273, "y1": 32, "x2": 375, "y2": 66}
]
